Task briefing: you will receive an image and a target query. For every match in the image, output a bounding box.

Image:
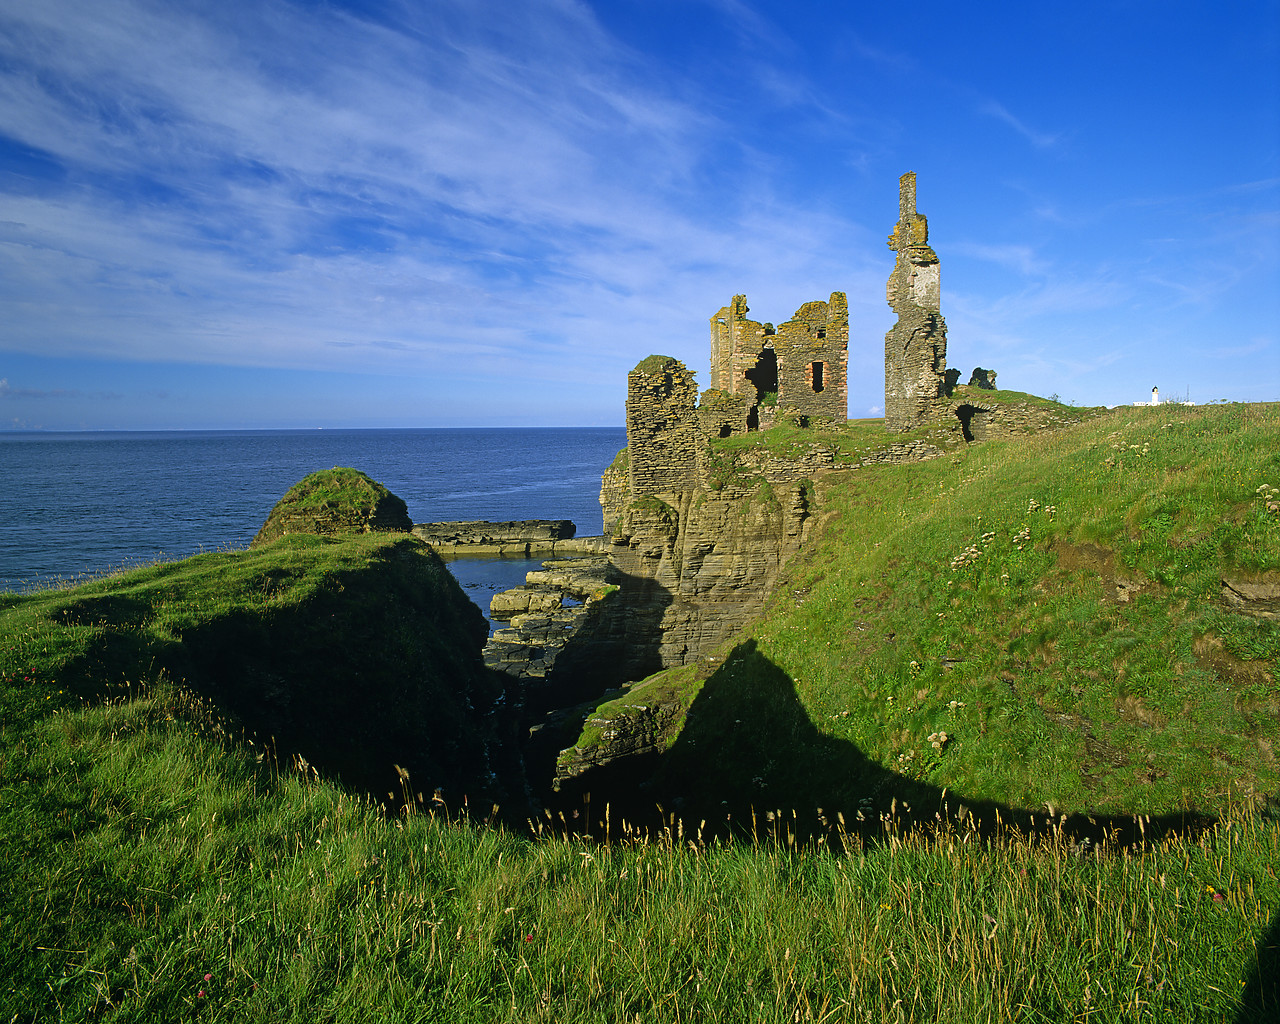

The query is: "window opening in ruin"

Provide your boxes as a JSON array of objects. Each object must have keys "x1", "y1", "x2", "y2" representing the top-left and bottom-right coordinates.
[
  {"x1": 718, "y1": 423, "x2": 732, "y2": 438},
  {"x1": 746, "y1": 405, "x2": 760, "y2": 431},
  {"x1": 811, "y1": 361, "x2": 825, "y2": 393},
  {"x1": 817, "y1": 327, "x2": 826, "y2": 339},
  {"x1": 795, "y1": 415, "x2": 810, "y2": 429},
  {"x1": 955, "y1": 404, "x2": 989, "y2": 443},
  {"x1": 744, "y1": 347, "x2": 778, "y2": 404}
]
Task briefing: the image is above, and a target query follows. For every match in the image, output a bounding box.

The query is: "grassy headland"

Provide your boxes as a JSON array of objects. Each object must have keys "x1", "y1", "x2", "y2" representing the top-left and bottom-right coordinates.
[
  {"x1": 1, "y1": 407, "x2": 1278, "y2": 1021},
  {"x1": 576, "y1": 401, "x2": 1280, "y2": 823}
]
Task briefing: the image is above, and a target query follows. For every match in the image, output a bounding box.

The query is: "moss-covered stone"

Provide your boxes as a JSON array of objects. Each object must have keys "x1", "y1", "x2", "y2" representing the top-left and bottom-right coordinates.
[
  {"x1": 252, "y1": 468, "x2": 412, "y2": 547},
  {"x1": 633, "y1": 354, "x2": 680, "y2": 375}
]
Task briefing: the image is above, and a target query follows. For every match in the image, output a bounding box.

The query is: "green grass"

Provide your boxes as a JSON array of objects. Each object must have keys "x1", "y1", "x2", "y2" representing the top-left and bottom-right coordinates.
[
  {"x1": 580, "y1": 402, "x2": 1280, "y2": 820},
  {"x1": 2, "y1": 678, "x2": 1276, "y2": 1022},
  {"x1": 633, "y1": 354, "x2": 679, "y2": 375},
  {"x1": 0, "y1": 532, "x2": 498, "y2": 798},
  {"x1": 2, "y1": 406, "x2": 1278, "y2": 1021},
  {"x1": 273, "y1": 467, "x2": 394, "y2": 512}
]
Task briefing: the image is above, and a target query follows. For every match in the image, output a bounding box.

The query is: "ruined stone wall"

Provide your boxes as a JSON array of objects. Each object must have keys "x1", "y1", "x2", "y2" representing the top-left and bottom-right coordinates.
[
  {"x1": 710, "y1": 294, "x2": 773, "y2": 399},
  {"x1": 696, "y1": 388, "x2": 751, "y2": 440},
  {"x1": 709, "y1": 295, "x2": 751, "y2": 393},
  {"x1": 708, "y1": 292, "x2": 848, "y2": 430},
  {"x1": 885, "y1": 171, "x2": 948, "y2": 432},
  {"x1": 920, "y1": 389, "x2": 1092, "y2": 442},
  {"x1": 626, "y1": 356, "x2": 703, "y2": 498},
  {"x1": 773, "y1": 292, "x2": 849, "y2": 421}
]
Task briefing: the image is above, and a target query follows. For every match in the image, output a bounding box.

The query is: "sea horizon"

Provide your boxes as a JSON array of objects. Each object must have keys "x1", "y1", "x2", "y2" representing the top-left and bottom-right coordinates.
[{"x1": 1, "y1": 426, "x2": 627, "y2": 600}]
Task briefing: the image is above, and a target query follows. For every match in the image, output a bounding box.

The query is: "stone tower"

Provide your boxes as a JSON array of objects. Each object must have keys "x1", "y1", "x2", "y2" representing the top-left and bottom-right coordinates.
[
  {"x1": 885, "y1": 172, "x2": 948, "y2": 431},
  {"x1": 625, "y1": 355, "x2": 702, "y2": 497}
]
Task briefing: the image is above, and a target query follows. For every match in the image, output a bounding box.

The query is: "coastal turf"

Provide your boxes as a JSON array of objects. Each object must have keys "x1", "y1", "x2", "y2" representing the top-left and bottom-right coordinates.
[
  {"x1": 0, "y1": 401, "x2": 1277, "y2": 1021},
  {"x1": 584, "y1": 401, "x2": 1280, "y2": 824}
]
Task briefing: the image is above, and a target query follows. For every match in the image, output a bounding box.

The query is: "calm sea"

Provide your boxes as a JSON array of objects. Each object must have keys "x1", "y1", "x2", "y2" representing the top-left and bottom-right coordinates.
[{"x1": 0, "y1": 428, "x2": 626, "y2": 621}]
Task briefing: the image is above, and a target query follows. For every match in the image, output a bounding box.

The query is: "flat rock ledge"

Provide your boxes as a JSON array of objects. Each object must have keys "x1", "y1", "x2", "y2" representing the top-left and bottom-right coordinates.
[
  {"x1": 484, "y1": 556, "x2": 619, "y2": 681},
  {"x1": 413, "y1": 519, "x2": 607, "y2": 557},
  {"x1": 1222, "y1": 577, "x2": 1280, "y2": 620}
]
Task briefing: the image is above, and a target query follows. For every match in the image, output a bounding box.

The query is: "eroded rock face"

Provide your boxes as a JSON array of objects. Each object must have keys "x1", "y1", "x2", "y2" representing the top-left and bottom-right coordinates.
[
  {"x1": 483, "y1": 556, "x2": 657, "y2": 717},
  {"x1": 252, "y1": 468, "x2": 411, "y2": 547},
  {"x1": 885, "y1": 172, "x2": 949, "y2": 432},
  {"x1": 607, "y1": 481, "x2": 811, "y2": 668},
  {"x1": 1222, "y1": 578, "x2": 1280, "y2": 620},
  {"x1": 603, "y1": 352, "x2": 821, "y2": 673},
  {"x1": 554, "y1": 698, "x2": 686, "y2": 785}
]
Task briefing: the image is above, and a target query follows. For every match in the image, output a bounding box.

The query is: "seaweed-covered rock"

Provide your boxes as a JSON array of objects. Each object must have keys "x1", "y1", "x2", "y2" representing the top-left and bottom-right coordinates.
[{"x1": 252, "y1": 468, "x2": 412, "y2": 547}]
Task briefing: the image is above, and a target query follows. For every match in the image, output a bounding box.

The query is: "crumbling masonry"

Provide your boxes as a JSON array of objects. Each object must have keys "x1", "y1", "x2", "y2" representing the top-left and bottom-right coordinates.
[
  {"x1": 707, "y1": 292, "x2": 849, "y2": 435},
  {"x1": 885, "y1": 171, "x2": 949, "y2": 431},
  {"x1": 618, "y1": 172, "x2": 1007, "y2": 502}
]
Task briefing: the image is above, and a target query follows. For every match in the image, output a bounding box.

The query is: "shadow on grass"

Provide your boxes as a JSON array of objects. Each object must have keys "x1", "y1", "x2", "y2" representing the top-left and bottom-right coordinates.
[
  {"x1": 50, "y1": 540, "x2": 507, "y2": 807},
  {"x1": 1238, "y1": 907, "x2": 1280, "y2": 1023},
  {"x1": 552, "y1": 639, "x2": 1215, "y2": 851}
]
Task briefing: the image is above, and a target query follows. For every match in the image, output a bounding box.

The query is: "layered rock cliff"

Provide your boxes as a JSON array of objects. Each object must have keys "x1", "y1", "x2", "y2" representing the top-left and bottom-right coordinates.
[{"x1": 605, "y1": 480, "x2": 812, "y2": 667}]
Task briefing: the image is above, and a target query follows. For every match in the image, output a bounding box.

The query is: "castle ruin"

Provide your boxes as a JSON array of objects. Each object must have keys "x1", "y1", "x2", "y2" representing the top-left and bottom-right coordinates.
[
  {"x1": 707, "y1": 292, "x2": 849, "y2": 434},
  {"x1": 617, "y1": 172, "x2": 1004, "y2": 497},
  {"x1": 625, "y1": 355, "x2": 703, "y2": 497},
  {"x1": 884, "y1": 171, "x2": 949, "y2": 431}
]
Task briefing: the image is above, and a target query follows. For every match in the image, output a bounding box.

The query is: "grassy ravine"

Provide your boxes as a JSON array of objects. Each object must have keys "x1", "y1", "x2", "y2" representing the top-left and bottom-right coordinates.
[
  {"x1": 1, "y1": 686, "x2": 1276, "y2": 1022},
  {"x1": 1, "y1": 404, "x2": 1278, "y2": 1021}
]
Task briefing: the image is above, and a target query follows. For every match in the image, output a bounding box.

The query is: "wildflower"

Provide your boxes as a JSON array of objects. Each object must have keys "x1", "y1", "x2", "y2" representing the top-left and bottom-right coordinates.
[
  {"x1": 525, "y1": 933, "x2": 535, "y2": 942},
  {"x1": 204, "y1": 974, "x2": 212, "y2": 982},
  {"x1": 198, "y1": 990, "x2": 206, "y2": 999}
]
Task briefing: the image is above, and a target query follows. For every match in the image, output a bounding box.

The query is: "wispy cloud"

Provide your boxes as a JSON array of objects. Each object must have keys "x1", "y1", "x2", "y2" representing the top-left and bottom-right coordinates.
[
  {"x1": 979, "y1": 100, "x2": 1061, "y2": 149},
  {"x1": 0, "y1": 377, "x2": 121, "y2": 400},
  {"x1": 0, "y1": 0, "x2": 876, "y2": 395},
  {"x1": 0, "y1": 0, "x2": 1275, "y2": 423},
  {"x1": 949, "y1": 242, "x2": 1048, "y2": 277}
]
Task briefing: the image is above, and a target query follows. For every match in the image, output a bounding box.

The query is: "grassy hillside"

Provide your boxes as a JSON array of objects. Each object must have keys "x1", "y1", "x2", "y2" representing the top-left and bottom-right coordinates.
[
  {"x1": 569, "y1": 401, "x2": 1280, "y2": 823},
  {"x1": 2, "y1": 662, "x2": 1276, "y2": 1020},
  {"x1": 0, "y1": 409, "x2": 1277, "y2": 1021},
  {"x1": 0, "y1": 532, "x2": 497, "y2": 798}
]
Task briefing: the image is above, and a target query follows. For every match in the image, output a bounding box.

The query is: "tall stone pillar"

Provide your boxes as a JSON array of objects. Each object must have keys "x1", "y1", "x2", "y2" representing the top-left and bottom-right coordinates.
[{"x1": 885, "y1": 172, "x2": 948, "y2": 431}]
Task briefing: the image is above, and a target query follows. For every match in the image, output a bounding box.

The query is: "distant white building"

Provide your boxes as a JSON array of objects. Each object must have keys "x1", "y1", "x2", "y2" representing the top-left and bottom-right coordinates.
[{"x1": 1133, "y1": 385, "x2": 1193, "y2": 408}]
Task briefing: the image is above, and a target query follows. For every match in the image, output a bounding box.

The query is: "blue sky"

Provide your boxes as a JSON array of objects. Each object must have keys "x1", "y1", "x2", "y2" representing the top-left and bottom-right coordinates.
[{"x1": 1, "y1": 0, "x2": 1277, "y2": 429}]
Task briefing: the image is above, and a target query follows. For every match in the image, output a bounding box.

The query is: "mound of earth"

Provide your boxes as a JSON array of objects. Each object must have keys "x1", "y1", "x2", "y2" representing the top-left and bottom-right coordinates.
[{"x1": 252, "y1": 467, "x2": 412, "y2": 547}]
